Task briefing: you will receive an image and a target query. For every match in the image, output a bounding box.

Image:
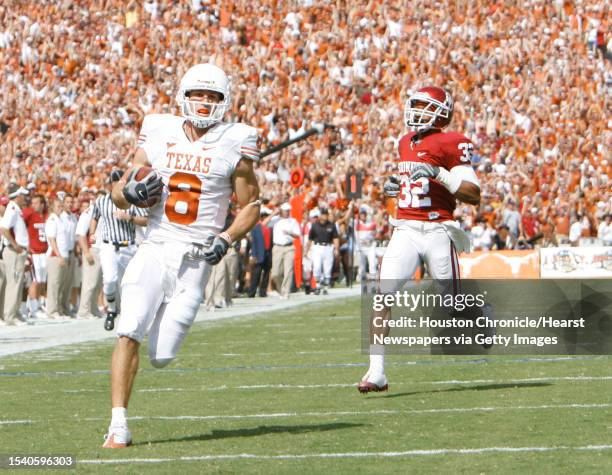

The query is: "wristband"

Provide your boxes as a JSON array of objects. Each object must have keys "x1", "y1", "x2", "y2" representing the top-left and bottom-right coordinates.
[
  {"x1": 219, "y1": 231, "x2": 233, "y2": 245},
  {"x1": 435, "y1": 168, "x2": 462, "y2": 194}
]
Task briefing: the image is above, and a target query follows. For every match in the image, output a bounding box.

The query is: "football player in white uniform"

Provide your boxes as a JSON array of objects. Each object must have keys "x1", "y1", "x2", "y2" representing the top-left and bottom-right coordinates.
[{"x1": 102, "y1": 64, "x2": 261, "y2": 448}]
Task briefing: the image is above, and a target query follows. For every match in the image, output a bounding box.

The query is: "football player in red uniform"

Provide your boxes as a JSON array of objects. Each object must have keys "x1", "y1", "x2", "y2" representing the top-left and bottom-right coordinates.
[
  {"x1": 358, "y1": 87, "x2": 486, "y2": 393},
  {"x1": 22, "y1": 194, "x2": 49, "y2": 319}
]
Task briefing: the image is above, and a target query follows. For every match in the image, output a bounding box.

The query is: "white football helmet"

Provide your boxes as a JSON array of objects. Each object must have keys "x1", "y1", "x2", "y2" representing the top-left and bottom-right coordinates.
[{"x1": 175, "y1": 63, "x2": 231, "y2": 129}]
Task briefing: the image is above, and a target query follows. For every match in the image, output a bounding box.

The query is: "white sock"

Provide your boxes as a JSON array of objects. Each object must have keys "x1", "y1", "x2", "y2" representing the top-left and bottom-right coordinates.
[
  {"x1": 27, "y1": 298, "x2": 40, "y2": 314},
  {"x1": 111, "y1": 407, "x2": 127, "y2": 428},
  {"x1": 369, "y1": 344, "x2": 385, "y2": 375}
]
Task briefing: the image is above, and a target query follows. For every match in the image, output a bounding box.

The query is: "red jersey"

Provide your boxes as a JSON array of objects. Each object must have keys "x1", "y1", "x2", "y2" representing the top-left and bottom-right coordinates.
[
  {"x1": 22, "y1": 207, "x2": 48, "y2": 254},
  {"x1": 522, "y1": 215, "x2": 538, "y2": 239},
  {"x1": 396, "y1": 129, "x2": 474, "y2": 222}
]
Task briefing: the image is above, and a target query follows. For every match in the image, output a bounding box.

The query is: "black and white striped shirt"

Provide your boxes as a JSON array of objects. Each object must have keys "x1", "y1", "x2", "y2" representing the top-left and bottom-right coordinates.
[{"x1": 92, "y1": 194, "x2": 147, "y2": 243}]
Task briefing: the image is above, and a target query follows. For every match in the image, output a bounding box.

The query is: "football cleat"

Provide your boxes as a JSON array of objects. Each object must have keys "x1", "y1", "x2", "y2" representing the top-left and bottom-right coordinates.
[
  {"x1": 102, "y1": 428, "x2": 132, "y2": 449},
  {"x1": 104, "y1": 311, "x2": 118, "y2": 331},
  {"x1": 357, "y1": 372, "x2": 388, "y2": 393}
]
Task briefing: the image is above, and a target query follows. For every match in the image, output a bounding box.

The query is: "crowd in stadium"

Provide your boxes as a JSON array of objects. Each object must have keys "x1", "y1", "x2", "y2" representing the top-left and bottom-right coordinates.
[{"x1": 0, "y1": 1, "x2": 611, "y2": 323}]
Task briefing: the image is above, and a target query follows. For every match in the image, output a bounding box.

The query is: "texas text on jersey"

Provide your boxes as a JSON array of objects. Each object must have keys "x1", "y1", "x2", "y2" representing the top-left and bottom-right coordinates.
[
  {"x1": 396, "y1": 129, "x2": 474, "y2": 222},
  {"x1": 138, "y1": 113, "x2": 260, "y2": 245}
]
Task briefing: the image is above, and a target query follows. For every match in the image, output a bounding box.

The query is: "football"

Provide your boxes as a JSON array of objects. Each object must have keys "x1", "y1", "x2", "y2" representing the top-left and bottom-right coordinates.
[{"x1": 130, "y1": 166, "x2": 161, "y2": 208}]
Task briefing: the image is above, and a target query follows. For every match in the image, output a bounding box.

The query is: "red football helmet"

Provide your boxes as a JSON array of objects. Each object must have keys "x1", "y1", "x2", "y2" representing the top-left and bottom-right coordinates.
[{"x1": 404, "y1": 86, "x2": 454, "y2": 130}]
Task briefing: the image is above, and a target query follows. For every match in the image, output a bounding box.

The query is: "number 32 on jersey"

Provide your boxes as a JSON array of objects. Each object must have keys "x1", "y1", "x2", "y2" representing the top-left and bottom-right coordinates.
[{"x1": 398, "y1": 176, "x2": 431, "y2": 209}]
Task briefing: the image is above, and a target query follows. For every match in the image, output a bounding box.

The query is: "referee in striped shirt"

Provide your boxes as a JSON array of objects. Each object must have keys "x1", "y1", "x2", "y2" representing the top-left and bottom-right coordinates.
[{"x1": 90, "y1": 170, "x2": 148, "y2": 330}]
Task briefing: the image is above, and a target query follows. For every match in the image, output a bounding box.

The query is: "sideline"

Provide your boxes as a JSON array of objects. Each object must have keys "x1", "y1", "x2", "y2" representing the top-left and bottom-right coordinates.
[{"x1": 0, "y1": 288, "x2": 360, "y2": 357}]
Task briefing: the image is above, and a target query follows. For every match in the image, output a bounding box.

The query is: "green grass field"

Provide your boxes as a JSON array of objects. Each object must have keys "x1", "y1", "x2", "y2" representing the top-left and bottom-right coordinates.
[{"x1": 1, "y1": 296, "x2": 611, "y2": 474}]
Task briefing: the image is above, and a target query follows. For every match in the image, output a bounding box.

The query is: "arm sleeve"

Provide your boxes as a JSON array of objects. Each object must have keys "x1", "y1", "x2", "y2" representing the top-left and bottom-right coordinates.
[
  {"x1": 0, "y1": 206, "x2": 17, "y2": 229},
  {"x1": 444, "y1": 134, "x2": 475, "y2": 169},
  {"x1": 140, "y1": 142, "x2": 160, "y2": 167},
  {"x1": 92, "y1": 198, "x2": 101, "y2": 220},
  {"x1": 130, "y1": 206, "x2": 148, "y2": 217},
  {"x1": 45, "y1": 217, "x2": 57, "y2": 238},
  {"x1": 450, "y1": 165, "x2": 480, "y2": 188},
  {"x1": 137, "y1": 114, "x2": 155, "y2": 146},
  {"x1": 75, "y1": 212, "x2": 92, "y2": 237},
  {"x1": 0, "y1": 210, "x2": 9, "y2": 229},
  {"x1": 308, "y1": 225, "x2": 316, "y2": 240},
  {"x1": 239, "y1": 127, "x2": 261, "y2": 162},
  {"x1": 291, "y1": 219, "x2": 301, "y2": 236}
]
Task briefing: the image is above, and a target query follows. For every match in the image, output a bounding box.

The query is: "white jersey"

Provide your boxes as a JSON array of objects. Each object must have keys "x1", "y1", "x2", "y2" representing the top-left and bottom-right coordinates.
[
  {"x1": 138, "y1": 114, "x2": 260, "y2": 245},
  {"x1": 0, "y1": 201, "x2": 29, "y2": 248},
  {"x1": 355, "y1": 219, "x2": 376, "y2": 248}
]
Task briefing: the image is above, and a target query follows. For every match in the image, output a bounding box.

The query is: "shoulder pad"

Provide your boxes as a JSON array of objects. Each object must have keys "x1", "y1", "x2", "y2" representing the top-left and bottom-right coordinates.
[
  {"x1": 219, "y1": 122, "x2": 258, "y2": 140},
  {"x1": 441, "y1": 131, "x2": 472, "y2": 145},
  {"x1": 138, "y1": 114, "x2": 183, "y2": 146},
  {"x1": 224, "y1": 122, "x2": 261, "y2": 161}
]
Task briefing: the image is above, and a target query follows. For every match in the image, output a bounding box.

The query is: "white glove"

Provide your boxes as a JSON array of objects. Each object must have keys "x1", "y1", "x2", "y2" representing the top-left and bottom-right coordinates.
[
  {"x1": 410, "y1": 163, "x2": 440, "y2": 181},
  {"x1": 383, "y1": 175, "x2": 401, "y2": 197}
]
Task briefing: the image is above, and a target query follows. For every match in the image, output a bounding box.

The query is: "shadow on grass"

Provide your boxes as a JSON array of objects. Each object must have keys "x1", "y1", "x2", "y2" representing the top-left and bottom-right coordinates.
[
  {"x1": 376, "y1": 382, "x2": 553, "y2": 399},
  {"x1": 135, "y1": 422, "x2": 364, "y2": 446}
]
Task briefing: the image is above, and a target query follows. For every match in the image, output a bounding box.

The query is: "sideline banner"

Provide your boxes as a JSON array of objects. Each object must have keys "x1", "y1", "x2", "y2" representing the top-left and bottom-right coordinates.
[
  {"x1": 540, "y1": 247, "x2": 612, "y2": 278},
  {"x1": 459, "y1": 250, "x2": 539, "y2": 279}
]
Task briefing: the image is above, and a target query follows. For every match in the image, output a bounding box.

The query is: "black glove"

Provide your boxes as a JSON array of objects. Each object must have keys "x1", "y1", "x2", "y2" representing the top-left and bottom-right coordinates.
[
  {"x1": 203, "y1": 235, "x2": 230, "y2": 265},
  {"x1": 123, "y1": 169, "x2": 163, "y2": 206},
  {"x1": 410, "y1": 163, "x2": 440, "y2": 181},
  {"x1": 383, "y1": 175, "x2": 401, "y2": 197}
]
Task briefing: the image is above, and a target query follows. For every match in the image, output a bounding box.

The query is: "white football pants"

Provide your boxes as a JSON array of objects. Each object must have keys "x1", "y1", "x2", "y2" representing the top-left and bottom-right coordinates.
[
  {"x1": 99, "y1": 243, "x2": 136, "y2": 305},
  {"x1": 357, "y1": 244, "x2": 378, "y2": 279},
  {"x1": 379, "y1": 222, "x2": 460, "y2": 295},
  {"x1": 311, "y1": 244, "x2": 334, "y2": 285},
  {"x1": 31, "y1": 253, "x2": 48, "y2": 283},
  {"x1": 117, "y1": 241, "x2": 212, "y2": 368}
]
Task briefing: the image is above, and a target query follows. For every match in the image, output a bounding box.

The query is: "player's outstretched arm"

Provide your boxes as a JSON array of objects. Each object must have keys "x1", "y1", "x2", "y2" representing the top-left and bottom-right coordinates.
[
  {"x1": 226, "y1": 158, "x2": 261, "y2": 242},
  {"x1": 111, "y1": 148, "x2": 150, "y2": 210}
]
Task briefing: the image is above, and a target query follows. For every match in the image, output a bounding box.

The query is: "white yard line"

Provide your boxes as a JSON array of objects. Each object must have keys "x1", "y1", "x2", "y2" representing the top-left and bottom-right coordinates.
[
  {"x1": 92, "y1": 403, "x2": 611, "y2": 420},
  {"x1": 431, "y1": 375, "x2": 612, "y2": 385},
  {"x1": 212, "y1": 375, "x2": 612, "y2": 390},
  {"x1": 2, "y1": 375, "x2": 611, "y2": 395},
  {"x1": 1, "y1": 402, "x2": 609, "y2": 425},
  {"x1": 79, "y1": 445, "x2": 612, "y2": 464},
  {"x1": 0, "y1": 288, "x2": 360, "y2": 357}
]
